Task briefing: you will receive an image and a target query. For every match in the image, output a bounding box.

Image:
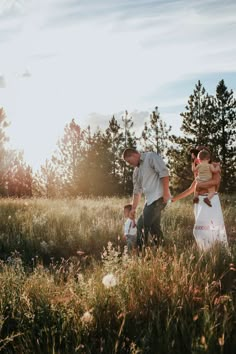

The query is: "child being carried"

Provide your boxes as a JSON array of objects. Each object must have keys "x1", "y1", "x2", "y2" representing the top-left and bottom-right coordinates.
[{"x1": 192, "y1": 149, "x2": 220, "y2": 207}]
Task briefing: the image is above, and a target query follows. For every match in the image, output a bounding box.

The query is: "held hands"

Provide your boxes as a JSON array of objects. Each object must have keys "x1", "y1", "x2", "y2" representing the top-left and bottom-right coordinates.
[
  {"x1": 163, "y1": 192, "x2": 171, "y2": 204},
  {"x1": 130, "y1": 208, "x2": 136, "y2": 219}
]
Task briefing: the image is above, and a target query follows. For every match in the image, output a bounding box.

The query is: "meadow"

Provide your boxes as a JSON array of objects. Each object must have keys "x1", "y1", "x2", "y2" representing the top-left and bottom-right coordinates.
[{"x1": 0, "y1": 196, "x2": 235, "y2": 354}]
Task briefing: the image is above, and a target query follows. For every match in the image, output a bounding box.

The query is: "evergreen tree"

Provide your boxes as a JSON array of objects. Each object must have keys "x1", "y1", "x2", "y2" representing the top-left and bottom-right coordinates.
[
  {"x1": 167, "y1": 81, "x2": 213, "y2": 192},
  {"x1": 120, "y1": 110, "x2": 137, "y2": 194},
  {"x1": 211, "y1": 80, "x2": 236, "y2": 192},
  {"x1": 141, "y1": 106, "x2": 171, "y2": 157},
  {"x1": 77, "y1": 129, "x2": 114, "y2": 196},
  {"x1": 52, "y1": 119, "x2": 85, "y2": 196},
  {"x1": 6, "y1": 151, "x2": 33, "y2": 197},
  {"x1": 0, "y1": 108, "x2": 10, "y2": 196},
  {"x1": 33, "y1": 159, "x2": 60, "y2": 198},
  {"x1": 105, "y1": 115, "x2": 124, "y2": 193}
]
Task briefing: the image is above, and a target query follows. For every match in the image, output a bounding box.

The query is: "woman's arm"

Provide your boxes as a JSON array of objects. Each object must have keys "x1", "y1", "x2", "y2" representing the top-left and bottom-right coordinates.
[
  {"x1": 172, "y1": 181, "x2": 196, "y2": 202},
  {"x1": 209, "y1": 163, "x2": 220, "y2": 173},
  {"x1": 191, "y1": 162, "x2": 197, "y2": 173},
  {"x1": 196, "y1": 170, "x2": 221, "y2": 192}
]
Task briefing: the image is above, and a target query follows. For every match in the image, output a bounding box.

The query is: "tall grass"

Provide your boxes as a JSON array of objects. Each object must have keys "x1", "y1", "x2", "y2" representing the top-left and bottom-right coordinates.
[{"x1": 0, "y1": 195, "x2": 235, "y2": 353}]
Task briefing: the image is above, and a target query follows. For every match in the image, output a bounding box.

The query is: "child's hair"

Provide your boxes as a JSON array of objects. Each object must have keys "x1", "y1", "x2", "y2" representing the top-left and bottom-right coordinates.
[
  {"x1": 124, "y1": 203, "x2": 132, "y2": 212},
  {"x1": 198, "y1": 149, "x2": 211, "y2": 161}
]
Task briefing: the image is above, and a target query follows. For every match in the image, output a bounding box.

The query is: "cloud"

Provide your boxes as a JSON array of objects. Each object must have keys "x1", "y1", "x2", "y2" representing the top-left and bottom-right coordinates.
[
  {"x1": 85, "y1": 112, "x2": 112, "y2": 130},
  {"x1": 85, "y1": 109, "x2": 149, "y2": 135},
  {"x1": 0, "y1": 75, "x2": 6, "y2": 88},
  {"x1": 21, "y1": 69, "x2": 31, "y2": 78}
]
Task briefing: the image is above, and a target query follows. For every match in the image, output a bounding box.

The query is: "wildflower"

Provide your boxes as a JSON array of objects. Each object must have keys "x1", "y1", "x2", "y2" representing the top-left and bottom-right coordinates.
[
  {"x1": 77, "y1": 273, "x2": 84, "y2": 283},
  {"x1": 40, "y1": 241, "x2": 49, "y2": 253},
  {"x1": 81, "y1": 311, "x2": 94, "y2": 325},
  {"x1": 218, "y1": 334, "x2": 224, "y2": 346},
  {"x1": 8, "y1": 215, "x2": 11, "y2": 220},
  {"x1": 102, "y1": 273, "x2": 117, "y2": 288},
  {"x1": 77, "y1": 250, "x2": 86, "y2": 256}
]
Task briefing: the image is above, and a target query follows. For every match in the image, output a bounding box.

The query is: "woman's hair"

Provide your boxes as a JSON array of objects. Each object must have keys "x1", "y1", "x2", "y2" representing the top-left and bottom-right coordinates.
[{"x1": 189, "y1": 147, "x2": 200, "y2": 158}]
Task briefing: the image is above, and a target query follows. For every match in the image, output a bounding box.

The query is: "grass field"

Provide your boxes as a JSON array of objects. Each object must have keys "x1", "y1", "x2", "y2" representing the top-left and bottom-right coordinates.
[{"x1": 0, "y1": 195, "x2": 235, "y2": 353}]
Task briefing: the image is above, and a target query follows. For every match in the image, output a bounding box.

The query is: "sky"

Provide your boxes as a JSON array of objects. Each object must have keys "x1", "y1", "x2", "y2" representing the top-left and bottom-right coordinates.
[{"x1": 0, "y1": 0, "x2": 236, "y2": 170}]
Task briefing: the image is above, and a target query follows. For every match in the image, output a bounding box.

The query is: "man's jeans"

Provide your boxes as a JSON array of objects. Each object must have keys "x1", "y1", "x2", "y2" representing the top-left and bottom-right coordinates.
[{"x1": 137, "y1": 198, "x2": 166, "y2": 249}]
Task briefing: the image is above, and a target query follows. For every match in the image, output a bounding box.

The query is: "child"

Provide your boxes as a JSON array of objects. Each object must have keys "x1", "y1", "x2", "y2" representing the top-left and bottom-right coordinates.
[
  {"x1": 123, "y1": 203, "x2": 137, "y2": 253},
  {"x1": 192, "y1": 149, "x2": 220, "y2": 207}
]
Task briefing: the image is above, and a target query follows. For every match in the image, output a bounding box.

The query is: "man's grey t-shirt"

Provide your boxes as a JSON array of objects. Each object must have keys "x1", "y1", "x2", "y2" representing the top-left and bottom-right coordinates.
[{"x1": 133, "y1": 152, "x2": 169, "y2": 206}]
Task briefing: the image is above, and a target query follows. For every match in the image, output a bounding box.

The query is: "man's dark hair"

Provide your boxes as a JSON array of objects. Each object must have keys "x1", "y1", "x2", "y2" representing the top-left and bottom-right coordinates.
[
  {"x1": 124, "y1": 203, "x2": 132, "y2": 211},
  {"x1": 122, "y1": 148, "x2": 138, "y2": 160}
]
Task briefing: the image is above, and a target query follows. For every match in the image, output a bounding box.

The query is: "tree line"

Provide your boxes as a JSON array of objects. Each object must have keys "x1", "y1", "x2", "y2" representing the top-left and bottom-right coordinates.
[{"x1": 0, "y1": 79, "x2": 235, "y2": 198}]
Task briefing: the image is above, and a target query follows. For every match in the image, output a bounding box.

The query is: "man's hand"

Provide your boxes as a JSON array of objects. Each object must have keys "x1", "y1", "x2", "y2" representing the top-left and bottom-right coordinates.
[
  {"x1": 163, "y1": 192, "x2": 171, "y2": 204},
  {"x1": 130, "y1": 208, "x2": 136, "y2": 219},
  {"x1": 162, "y1": 176, "x2": 170, "y2": 203}
]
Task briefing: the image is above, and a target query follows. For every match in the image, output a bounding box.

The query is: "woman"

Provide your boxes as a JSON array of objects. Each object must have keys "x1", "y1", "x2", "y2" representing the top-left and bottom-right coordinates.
[{"x1": 172, "y1": 148, "x2": 228, "y2": 250}]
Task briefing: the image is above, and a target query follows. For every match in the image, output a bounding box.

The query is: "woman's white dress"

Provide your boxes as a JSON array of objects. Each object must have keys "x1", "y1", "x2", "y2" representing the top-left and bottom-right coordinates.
[{"x1": 193, "y1": 193, "x2": 228, "y2": 250}]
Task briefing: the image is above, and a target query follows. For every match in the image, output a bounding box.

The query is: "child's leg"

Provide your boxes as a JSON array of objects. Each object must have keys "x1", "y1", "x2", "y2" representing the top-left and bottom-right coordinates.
[
  {"x1": 208, "y1": 186, "x2": 216, "y2": 200},
  {"x1": 204, "y1": 186, "x2": 215, "y2": 207},
  {"x1": 193, "y1": 183, "x2": 199, "y2": 203}
]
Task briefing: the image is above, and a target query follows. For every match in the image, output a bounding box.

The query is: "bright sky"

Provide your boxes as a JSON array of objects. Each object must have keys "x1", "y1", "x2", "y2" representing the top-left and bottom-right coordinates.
[{"x1": 0, "y1": 0, "x2": 236, "y2": 170}]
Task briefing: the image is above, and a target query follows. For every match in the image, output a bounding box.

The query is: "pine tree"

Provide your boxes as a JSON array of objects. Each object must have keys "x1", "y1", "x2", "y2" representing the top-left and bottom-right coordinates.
[
  {"x1": 212, "y1": 80, "x2": 236, "y2": 192},
  {"x1": 141, "y1": 106, "x2": 171, "y2": 157},
  {"x1": 5, "y1": 151, "x2": 33, "y2": 197},
  {"x1": 168, "y1": 81, "x2": 213, "y2": 192},
  {"x1": 120, "y1": 110, "x2": 137, "y2": 194},
  {"x1": 0, "y1": 108, "x2": 10, "y2": 195},
  {"x1": 52, "y1": 119, "x2": 85, "y2": 196},
  {"x1": 33, "y1": 159, "x2": 60, "y2": 198},
  {"x1": 77, "y1": 129, "x2": 114, "y2": 196},
  {"x1": 105, "y1": 115, "x2": 124, "y2": 193}
]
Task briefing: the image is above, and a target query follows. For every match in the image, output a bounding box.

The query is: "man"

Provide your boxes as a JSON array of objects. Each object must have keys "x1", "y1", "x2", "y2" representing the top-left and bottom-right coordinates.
[{"x1": 123, "y1": 148, "x2": 171, "y2": 249}]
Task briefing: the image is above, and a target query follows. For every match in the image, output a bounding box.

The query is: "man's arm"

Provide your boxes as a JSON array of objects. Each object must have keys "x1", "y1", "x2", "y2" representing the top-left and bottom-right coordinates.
[
  {"x1": 130, "y1": 193, "x2": 141, "y2": 218},
  {"x1": 161, "y1": 176, "x2": 171, "y2": 203},
  {"x1": 149, "y1": 152, "x2": 170, "y2": 203}
]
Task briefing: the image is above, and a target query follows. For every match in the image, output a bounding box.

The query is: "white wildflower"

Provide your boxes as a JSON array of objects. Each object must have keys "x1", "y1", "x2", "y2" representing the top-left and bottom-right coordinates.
[
  {"x1": 81, "y1": 311, "x2": 94, "y2": 325},
  {"x1": 32, "y1": 215, "x2": 47, "y2": 226},
  {"x1": 77, "y1": 273, "x2": 84, "y2": 283},
  {"x1": 40, "y1": 240, "x2": 49, "y2": 253},
  {"x1": 8, "y1": 215, "x2": 11, "y2": 220},
  {"x1": 102, "y1": 273, "x2": 117, "y2": 288}
]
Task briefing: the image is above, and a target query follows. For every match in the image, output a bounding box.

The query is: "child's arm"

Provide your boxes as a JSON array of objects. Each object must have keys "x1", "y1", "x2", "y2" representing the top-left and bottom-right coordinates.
[
  {"x1": 210, "y1": 163, "x2": 220, "y2": 173},
  {"x1": 124, "y1": 223, "x2": 128, "y2": 240}
]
